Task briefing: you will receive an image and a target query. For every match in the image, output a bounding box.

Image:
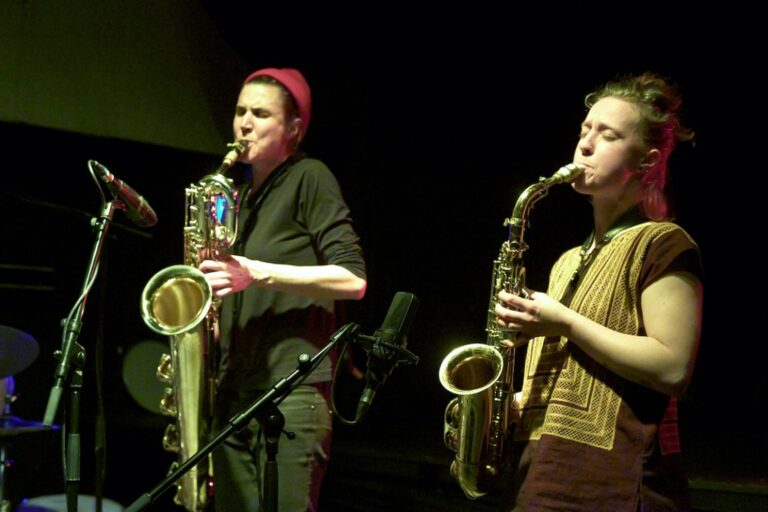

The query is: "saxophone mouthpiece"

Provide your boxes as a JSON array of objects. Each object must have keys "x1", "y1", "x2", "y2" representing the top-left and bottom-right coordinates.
[
  {"x1": 550, "y1": 163, "x2": 586, "y2": 184},
  {"x1": 221, "y1": 141, "x2": 252, "y2": 169},
  {"x1": 231, "y1": 139, "x2": 252, "y2": 152}
]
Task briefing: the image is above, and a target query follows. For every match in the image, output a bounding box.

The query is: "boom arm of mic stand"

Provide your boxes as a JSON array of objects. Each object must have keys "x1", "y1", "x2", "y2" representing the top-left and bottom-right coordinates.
[{"x1": 124, "y1": 322, "x2": 361, "y2": 512}]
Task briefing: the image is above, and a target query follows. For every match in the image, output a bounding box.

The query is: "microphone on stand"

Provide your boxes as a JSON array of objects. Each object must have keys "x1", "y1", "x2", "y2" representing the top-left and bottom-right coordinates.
[
  {"x1": 356, "y1": 291, "x2": 420, "y2": 421},
  {"x1": 89, "y1": 160, "x2": 158, "y2": 227}
]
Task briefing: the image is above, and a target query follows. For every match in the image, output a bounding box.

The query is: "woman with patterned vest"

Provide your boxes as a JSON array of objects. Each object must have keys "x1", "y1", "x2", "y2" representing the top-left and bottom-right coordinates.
[{"x1": 495, "y1": 73, "x2": 702, "y2": 511}]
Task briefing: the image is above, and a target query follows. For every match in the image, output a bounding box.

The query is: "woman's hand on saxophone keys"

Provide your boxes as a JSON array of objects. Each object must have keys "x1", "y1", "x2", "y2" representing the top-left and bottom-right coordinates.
[
  {"x1": 495, "y1": 289, "x2": 573, "y2": 344},
  {"x1": 199, "y1": 255, "x2": 266, "y2": 298}
]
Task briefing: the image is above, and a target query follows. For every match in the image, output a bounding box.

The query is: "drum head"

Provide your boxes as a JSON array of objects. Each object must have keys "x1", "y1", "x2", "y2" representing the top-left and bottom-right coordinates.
[{"x1": 121, "y1": 339, "x2": 168, "y2": 414}]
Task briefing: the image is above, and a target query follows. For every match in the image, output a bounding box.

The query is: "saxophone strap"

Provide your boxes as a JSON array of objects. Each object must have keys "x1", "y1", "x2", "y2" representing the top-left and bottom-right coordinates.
[
  {"x1": 237, "y1": 156, "x2": 298, "y2": 244},
  {"x1": 230, "y1": 156, "x2": 297, "y2": 331},
  {"x1": 560, "y1": 206, "x2": 647, "y2": 307}
]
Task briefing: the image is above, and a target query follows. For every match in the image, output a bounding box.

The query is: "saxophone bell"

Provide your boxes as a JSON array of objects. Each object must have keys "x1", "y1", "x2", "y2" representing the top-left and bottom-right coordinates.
[
  {"x1": 141, "y1": 265, "x2": 212, "y2": 336},
  {"x1": 439, "y1": 343, "x2": 505, "y2": 499}
]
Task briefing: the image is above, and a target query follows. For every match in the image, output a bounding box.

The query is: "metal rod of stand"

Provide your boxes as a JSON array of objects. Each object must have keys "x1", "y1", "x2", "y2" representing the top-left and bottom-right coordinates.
[
  {"x1": 65, "y1": 373, "x2": 82, "y2": 512},
  {"x1": 42, "y1": 201, "x2": 117, "y2": 512},
  {"x1": 261, "y1": 406, "x2": 285, "y2": 512}
]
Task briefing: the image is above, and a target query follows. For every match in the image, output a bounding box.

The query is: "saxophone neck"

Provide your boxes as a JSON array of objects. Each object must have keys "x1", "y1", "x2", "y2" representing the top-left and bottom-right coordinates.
[
  {"x1": 502, "y1": 180, "x2": 547, "y2": 246},
  {"x1": 503, "y1": 163, "x2": 586, "y2": 238}
]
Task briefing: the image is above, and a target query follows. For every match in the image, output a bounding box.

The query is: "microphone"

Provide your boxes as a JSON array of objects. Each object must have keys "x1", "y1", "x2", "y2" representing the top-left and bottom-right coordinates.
[
  {"x1": 89, "y1": 160, "x2": 158, "y2": 227},
  {"x1": 356, "y1": 292, "x2": 420, "y2": 420}
]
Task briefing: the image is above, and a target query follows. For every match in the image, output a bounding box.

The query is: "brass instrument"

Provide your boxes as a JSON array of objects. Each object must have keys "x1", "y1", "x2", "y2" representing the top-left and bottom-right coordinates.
[
  {"x1": 140, "y1": 141, "x2": 249, "y2": 511},
  {"x1": 439, "y1": 163, "x2": 585, "y2": 499}
]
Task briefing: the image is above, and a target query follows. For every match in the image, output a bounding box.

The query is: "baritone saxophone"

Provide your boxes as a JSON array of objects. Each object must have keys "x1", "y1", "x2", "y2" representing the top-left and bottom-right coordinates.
[
  {"x1": 439, "y1": 163, "x2": 585, "y2": 499},
  {"x1": 140, "y1": 140, "x2": 249, "y2": 511}
]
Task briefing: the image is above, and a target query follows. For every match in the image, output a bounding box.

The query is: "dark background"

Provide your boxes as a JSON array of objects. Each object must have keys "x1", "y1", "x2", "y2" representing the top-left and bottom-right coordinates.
[{"x1": 1, "y1": 4, "x2": 765, "y2": 511}]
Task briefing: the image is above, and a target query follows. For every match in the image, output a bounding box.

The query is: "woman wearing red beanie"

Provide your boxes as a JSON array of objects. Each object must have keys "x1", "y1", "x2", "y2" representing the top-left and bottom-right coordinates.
[{"x1": 199, "y1": 68, "x2": 367, "y2": 511}]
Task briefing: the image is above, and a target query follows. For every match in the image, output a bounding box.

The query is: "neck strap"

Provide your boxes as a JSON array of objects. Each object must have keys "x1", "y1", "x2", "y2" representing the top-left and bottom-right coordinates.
[
  {"x1": 580, "y1": 206, "x2": 647, "y2": 255},
  {"x1": 562, "y1": 206, "x2": 648, "y2": 306}
]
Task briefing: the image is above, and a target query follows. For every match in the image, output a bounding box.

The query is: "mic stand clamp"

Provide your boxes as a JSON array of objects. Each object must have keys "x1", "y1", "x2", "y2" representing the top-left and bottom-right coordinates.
[
  {"x1": 124, "y1": 323, "x2": 360, "y2": 512},
  {"x1": 355, "y1": 335, "x2": 419, "y2": 366},
  {"x1": 352, "y1": 335, "x2": 419, "y2": 422}
]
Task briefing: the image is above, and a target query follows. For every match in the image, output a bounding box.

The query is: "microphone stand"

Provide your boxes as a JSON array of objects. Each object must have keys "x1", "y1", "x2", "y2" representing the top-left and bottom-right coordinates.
[
  {"x1": 42, "y1": 200, "x2": 119, "y2": 512},
  {"x1": 124, "y1": 323, "x2": 361, "y2": 512}
]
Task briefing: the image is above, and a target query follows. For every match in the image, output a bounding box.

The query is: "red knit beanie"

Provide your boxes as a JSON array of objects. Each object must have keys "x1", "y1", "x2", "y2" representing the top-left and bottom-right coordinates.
[{"x1": 243, "y1": 68, "x2": 312, "y2": 141}]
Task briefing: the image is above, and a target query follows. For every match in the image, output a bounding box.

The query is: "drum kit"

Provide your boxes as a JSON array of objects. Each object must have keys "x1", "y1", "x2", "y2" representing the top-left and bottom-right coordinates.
[{"x1": 0, "y1": 325, "x2": 57, "y2": 512}]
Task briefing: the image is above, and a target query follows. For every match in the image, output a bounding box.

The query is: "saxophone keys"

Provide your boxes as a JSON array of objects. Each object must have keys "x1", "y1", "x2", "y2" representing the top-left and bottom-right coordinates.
[
  {"x1": 444, "y1": 398, "x2": 460, "y2": 428},
  {"x1": 163, "y1": 423, "x2": 181, "y2": 453},
  {"x1": 159, "y1": 387, "x2": 177, "y2": 417},
  {"x1": 444, "y1": 397, "x2": 460, "y2": 451},
  {"x1": 156, "y1": 353, "x2": 173, "y2": 384}
]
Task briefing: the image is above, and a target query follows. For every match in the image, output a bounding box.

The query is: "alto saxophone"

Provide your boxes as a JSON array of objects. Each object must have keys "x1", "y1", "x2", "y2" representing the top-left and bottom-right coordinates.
[
  {"x1": 140, "y1": 141, "x2": 249, "y2": 511},
  {"x1": 439, "y1": 163, "x2": 584, "y2": 499}
]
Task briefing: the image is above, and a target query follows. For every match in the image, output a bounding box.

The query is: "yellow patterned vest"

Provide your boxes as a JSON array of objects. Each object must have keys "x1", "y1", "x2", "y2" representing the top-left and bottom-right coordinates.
[{"x1": 514, "y1": 221, "x2": 690, "y2": 448}]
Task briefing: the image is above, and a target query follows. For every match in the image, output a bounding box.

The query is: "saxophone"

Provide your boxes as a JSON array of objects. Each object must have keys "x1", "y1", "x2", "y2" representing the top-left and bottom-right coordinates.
[
  {"x1": 140, "y1": 141, "x2": 249, "y2": 511},
  {"x1": 438, "y1": 163, "x2": 584, "y2": 499}
]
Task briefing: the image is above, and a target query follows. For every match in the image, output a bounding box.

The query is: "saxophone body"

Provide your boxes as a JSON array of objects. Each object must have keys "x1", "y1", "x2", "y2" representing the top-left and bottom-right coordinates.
[
  {"x1": 141, "y1": 141, "x2": 249, "y2": 511},
  {"x1": 439, "y1": 163, "x2": 584, "y2": 499}
]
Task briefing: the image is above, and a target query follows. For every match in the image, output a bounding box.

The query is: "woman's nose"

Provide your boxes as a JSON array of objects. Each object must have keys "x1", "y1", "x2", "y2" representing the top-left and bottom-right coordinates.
[
  {"x1": 577, "y1": 133, "x2": 594, "y2": 155},
  {"x1": 237, "y1": 113, "x2": 254, "y2": 136}
]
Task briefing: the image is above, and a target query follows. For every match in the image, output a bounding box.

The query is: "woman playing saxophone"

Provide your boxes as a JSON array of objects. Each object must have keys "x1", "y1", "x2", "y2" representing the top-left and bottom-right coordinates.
[
  {"x1": 494, "y1": 73, "x2": 702, "y2": 511},
  {"x1": 198, "y1": 68, "x2": 367, "y2": 512}
]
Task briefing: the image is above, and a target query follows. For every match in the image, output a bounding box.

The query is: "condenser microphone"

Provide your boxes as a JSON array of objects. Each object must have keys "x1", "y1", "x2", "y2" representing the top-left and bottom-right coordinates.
[
  {"x1": 356, "y1": 291, "x2": 420, "y2": 420},
  {"x1": 89, "y1": 160, "x2": 158, "y2": 227}
]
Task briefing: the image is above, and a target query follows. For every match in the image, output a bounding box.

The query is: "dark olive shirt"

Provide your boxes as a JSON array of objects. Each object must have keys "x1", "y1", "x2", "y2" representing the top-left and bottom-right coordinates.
[{"x1": 218, "y1": 156, "x2": 366, "y2": 391}]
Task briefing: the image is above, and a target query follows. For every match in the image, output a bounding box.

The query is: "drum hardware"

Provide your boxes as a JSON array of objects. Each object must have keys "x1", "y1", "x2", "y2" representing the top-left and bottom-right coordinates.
[{"x1": 0, "y1": 327, "x2": 57, "y2": 511}]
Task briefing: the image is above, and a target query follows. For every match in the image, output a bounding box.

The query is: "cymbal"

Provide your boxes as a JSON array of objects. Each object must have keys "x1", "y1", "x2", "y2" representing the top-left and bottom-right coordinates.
[
  {"x1": 0, "y1": 415, "x2": 58, "y2": 436},
  {"x1": 0, "y1": 325, "x2": 39, "y2": 378}
]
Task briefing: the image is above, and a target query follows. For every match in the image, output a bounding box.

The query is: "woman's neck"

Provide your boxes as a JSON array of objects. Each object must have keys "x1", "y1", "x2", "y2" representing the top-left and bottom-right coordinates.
[
  {"x1": 592, "y1": 197, "x2": 643, "y2": 241},
  {"x1": 250, "y1": 153, "x2": 292, "y2": 191}
]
